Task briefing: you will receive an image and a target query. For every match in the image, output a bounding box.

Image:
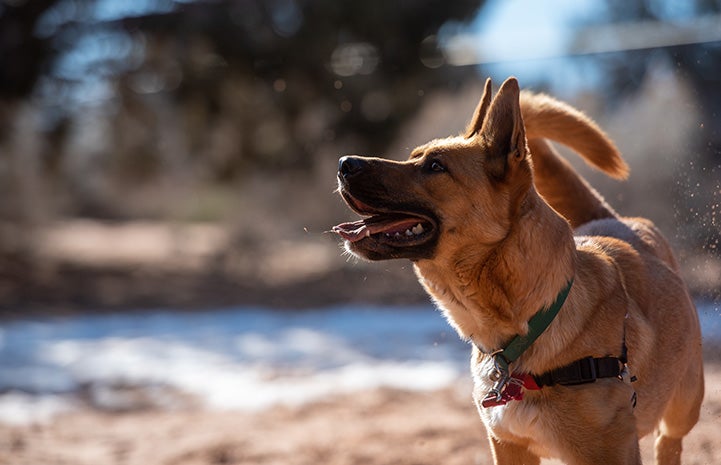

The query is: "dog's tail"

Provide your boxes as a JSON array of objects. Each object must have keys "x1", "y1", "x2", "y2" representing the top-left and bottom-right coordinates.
[
  {"x1": 519, "y1": 91, "x2": 626, "y2": 227},
  {"x1": 520, "y1": 91, "x2": 629, "y2": 180},
  {"x1": 526, "y1": 138, "x2": 620, "y2": 227}
]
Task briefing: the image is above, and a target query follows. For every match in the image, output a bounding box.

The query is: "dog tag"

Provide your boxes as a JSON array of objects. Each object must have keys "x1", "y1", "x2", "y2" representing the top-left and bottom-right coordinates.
[{"x1": 482, "y1": 390, "x2": 508, "y2": 408}]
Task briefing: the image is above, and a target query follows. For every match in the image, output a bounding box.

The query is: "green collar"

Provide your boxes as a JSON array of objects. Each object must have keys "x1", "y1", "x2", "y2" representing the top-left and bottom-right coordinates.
[{"x1": 490, "y1": 277, "x2": 574, "y2": 375}]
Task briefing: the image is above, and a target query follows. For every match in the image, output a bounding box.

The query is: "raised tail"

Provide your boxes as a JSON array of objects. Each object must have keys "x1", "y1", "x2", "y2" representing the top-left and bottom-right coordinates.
[
  {"x1": 527, "y1": 138, "x2": 619, "y2": 227},
  {"x1": 519, "y1": 91, "x2": 627, "y2": 227},
  {"x1": 520, "y1": 91, "x2": 629, "y2": 180}
]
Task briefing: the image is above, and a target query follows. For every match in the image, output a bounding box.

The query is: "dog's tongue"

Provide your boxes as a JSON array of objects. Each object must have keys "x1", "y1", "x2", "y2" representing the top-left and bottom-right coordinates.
[
  {"x1": 332, "y1": 220, "x2": 369, "y2": 242},
  {"x1": 333, "y1": 216, "x2": 421, "y2": 242}
]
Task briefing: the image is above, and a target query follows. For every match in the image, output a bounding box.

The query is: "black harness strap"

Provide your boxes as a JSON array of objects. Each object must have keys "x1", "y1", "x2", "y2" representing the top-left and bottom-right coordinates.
[{"x1": 533, "y1": 356, "x2": 623, "y2": 387}]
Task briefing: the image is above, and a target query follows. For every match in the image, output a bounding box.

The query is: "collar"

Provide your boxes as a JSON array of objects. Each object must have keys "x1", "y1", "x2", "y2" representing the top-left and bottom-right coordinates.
[
  {"x1": 479, "y1": 277, "x2": 574, "y2": 406},
  {"x1": 487, "y1": 277, "x2": 574, "y2": 374}
]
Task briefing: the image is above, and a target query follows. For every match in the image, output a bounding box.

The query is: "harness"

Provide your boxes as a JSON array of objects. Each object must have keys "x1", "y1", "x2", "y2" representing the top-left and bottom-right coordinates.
[{"x1": 478, "y1": 278, "x2": 637, "y2": 408}]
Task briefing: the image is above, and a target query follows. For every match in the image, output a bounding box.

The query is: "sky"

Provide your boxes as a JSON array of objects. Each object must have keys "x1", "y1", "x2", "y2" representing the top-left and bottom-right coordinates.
[
  {"x1": 442, "y1": 0, "x2": 721, "y2": 95},
  {"x1": 439, "y1": 0, "x2": 606, "y2": 94}
]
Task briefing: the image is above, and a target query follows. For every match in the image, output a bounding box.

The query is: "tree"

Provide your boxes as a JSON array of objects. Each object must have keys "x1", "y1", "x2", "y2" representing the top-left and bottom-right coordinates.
[{"x1": 1, "y1": 0, "x2": 485, "y2": 185}]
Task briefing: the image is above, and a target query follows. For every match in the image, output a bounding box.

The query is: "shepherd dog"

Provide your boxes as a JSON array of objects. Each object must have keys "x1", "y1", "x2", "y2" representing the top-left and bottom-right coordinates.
[{"x1": 333, "y1": 77, "x2": 703, "y2": 464}]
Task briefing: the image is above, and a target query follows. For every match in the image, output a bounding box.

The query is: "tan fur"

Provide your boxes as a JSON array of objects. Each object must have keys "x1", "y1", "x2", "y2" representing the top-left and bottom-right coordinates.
[{"x1": 335, "y1": 77, "x2": 703, "y2": 464}]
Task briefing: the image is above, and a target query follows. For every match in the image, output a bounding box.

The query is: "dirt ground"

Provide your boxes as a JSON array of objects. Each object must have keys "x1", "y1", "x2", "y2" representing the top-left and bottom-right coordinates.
[
  {"x1": 1, "y1": 364, "x2": 719, "y2": 465},
  {"x1": 0, "y1": 220, "x2": 430, "y2": 317},
  {"x1": 1, "y1": 220, "x2": 718, "y2": 317}
]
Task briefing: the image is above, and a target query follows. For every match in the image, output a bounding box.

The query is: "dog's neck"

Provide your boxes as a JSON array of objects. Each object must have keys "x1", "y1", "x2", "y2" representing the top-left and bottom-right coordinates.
[{"x1": 414, "y1": 189, "x2": 576, "y2": 351}]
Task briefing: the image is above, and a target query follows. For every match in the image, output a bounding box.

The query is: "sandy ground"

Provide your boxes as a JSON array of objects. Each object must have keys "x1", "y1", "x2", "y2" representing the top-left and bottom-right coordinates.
[{"x1": 1, "y1": 364, "x2": 719, "y2": 465}]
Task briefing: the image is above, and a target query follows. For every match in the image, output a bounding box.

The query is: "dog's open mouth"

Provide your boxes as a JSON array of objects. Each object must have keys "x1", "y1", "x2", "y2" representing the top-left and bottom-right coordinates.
[
  {"x1": 333, "y1": 190, "x2": 437, "y2": 252},
  {"x1": 334, "y1": 215, "x2": 433, "y2": 245}
]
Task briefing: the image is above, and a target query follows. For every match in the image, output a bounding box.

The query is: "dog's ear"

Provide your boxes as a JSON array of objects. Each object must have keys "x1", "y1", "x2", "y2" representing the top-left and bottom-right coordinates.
[
  {"x1": 480, "y1": 77, "x2": 527, "y2": 179},
  {"x1": 464, "y1": 78, "x2": 493, "y2": 138}
]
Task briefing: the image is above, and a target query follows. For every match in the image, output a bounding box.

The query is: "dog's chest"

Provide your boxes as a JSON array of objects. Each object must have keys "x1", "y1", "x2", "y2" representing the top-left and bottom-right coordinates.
[{"x1": 472, "y1": 358, "x2": 554, "y2": 457}]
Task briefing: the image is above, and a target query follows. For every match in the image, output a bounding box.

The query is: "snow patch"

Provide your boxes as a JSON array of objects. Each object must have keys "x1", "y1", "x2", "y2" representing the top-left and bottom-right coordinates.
[
  {"x1": 0, "y1": 302, "x2": 718, "y2": 425},
  {"x1": 0, "y1": 306, "x2": 468, "y2": 424}
]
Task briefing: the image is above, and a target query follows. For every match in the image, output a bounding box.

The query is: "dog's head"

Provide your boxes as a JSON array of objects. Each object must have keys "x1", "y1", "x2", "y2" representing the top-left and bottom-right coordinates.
[{"x1": 333, "y1": 77, "x2": 533, "y2": 262}]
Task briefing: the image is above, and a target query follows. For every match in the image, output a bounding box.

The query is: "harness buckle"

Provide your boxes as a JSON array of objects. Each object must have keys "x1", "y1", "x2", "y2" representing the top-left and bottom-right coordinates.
[
  {"x1": 619, "y1": 363, "x2": 637, "y2": 385},
  {"x1": 619, "y1": 363, "x2": 638, "y2": 409}
]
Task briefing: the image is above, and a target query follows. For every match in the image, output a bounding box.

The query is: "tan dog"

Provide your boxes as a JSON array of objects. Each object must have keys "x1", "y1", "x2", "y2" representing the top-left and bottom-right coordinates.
[{"x1": 333, "y1": 77, "x2": 703, "y2": 464}]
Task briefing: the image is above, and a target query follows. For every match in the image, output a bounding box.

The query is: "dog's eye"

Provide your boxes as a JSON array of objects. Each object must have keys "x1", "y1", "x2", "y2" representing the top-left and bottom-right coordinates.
[{"x1": 425, "y1": 159, "x2": 446, "y2": 173}]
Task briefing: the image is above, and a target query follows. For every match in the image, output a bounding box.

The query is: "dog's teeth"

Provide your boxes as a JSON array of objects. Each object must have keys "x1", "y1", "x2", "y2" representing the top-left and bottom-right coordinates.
[
  {"x1": 394, "y1": 232, "x2": 402, "y2": 238},
  {"x1": 405, "y1": 229, "x2": 413, "y2": 237},
  {"x1": 365, "y1": 229, "x2": 371, "y2": 238},
  {"x1": 412, "y1": 224, "x2": 424, "y2": 235}
]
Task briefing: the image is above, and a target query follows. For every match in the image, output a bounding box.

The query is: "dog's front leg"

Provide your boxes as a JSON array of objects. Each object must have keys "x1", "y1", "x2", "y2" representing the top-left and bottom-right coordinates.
[{"x1": 488, "y1": 436, "x2": 540, "y2": 465}]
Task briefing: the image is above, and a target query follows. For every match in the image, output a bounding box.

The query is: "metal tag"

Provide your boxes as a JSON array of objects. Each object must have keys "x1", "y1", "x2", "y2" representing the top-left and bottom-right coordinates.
[{"x1": 619, "y1": 363, "x2": 638, "y2": 408}]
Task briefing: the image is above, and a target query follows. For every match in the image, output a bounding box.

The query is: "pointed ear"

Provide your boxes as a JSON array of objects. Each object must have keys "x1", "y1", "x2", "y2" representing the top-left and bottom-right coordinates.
[
  {"x1": 464, "y1": 78, "x2": 493, "y2": 138},
  {"x1": 479, "y1": 77, "x2": 527, "y2": 179}
]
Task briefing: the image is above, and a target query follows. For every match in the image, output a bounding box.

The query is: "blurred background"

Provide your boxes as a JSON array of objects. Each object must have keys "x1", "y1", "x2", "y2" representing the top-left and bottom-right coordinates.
[
  {"x1": 0, "y1": 0, "x2": 720, "y2": 460},
  {"x1": 0, "y1": 0, "x2": 718, "y2": 312}
]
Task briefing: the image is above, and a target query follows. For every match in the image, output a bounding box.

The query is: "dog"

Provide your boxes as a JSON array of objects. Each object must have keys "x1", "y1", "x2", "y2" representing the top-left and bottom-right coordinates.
[{"x1": 333, "y1": 77, "x2": 703, "y2": 464}]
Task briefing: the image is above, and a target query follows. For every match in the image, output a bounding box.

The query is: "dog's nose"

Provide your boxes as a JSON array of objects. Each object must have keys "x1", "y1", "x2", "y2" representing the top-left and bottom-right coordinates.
[{"x1": 338, "y1": 156, "x2": 366, "y2": 178}]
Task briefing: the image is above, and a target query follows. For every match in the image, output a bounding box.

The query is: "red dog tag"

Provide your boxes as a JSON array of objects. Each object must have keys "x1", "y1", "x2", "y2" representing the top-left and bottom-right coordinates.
[{"x1": 481, "y1": 374, "x2": 539, "y2": 408}]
